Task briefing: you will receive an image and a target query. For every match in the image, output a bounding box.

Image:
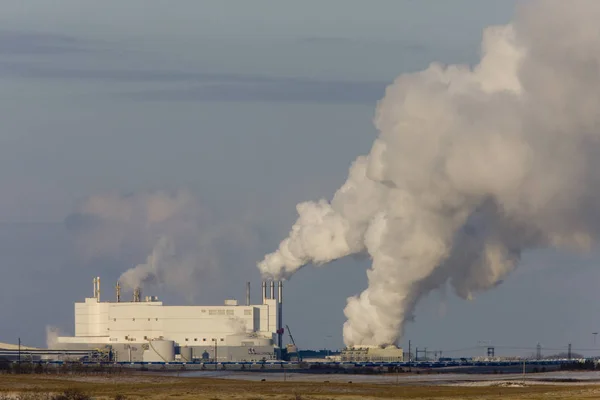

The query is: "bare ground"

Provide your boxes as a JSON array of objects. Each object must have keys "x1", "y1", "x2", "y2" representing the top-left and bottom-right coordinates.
[{"x1": 2, "y1": 374, "x2": 600, "y2": 399}]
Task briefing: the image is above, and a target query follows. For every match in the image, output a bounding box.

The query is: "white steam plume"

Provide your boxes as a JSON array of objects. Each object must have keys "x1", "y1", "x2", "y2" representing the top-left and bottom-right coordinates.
[
  {"x1": 67, "y1": 190, "x2": 257, "y2": 296},
  {"x1": 45, "y1": 325, "x2": 62, "y2": 349},
  {"x1": 259, "y1": 0, "x2": 600, "y2": 347}
]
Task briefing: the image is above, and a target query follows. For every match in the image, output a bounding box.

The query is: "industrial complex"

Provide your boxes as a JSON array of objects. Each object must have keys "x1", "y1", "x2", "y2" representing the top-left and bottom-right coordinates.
[
  {"x1": 3, "y1": 277, "x2": 583, "y2": 372},
  {"x1": 35, "y1": 277, "x2": 404, "y2": 364},
  {"x1": 56, "y1": 278, "x2": 285, "y2": 363}
]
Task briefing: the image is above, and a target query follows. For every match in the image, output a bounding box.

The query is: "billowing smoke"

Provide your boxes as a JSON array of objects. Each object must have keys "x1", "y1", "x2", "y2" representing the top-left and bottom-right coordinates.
[
  {"x1": 67, "y1": 190, "x2": 257, "y2": 296},
  {"x1": 45, "y1": 325, "x2": 62, "y2": 349},
  {"x1": 259, "y1": 0, "x2": 600, "y2": 347}
]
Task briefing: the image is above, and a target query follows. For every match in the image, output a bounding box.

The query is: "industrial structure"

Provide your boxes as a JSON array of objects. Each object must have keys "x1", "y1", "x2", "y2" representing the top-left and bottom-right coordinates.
[
  {"x1": 340, "y1": 345, "x2": 404, "y2": 362},
  {"x1": 56, "y1": 278, "x2": 284, "y2": 362}
]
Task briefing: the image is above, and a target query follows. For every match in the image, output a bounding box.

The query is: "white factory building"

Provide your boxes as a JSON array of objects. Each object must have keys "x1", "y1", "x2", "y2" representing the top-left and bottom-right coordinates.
[{"x1": 57, "y1": 278, "x2": 284, "y2": 362}]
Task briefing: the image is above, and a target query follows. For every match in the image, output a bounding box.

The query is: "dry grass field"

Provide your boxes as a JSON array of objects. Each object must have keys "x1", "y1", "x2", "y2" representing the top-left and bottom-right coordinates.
[{"x1": 1, "y1": 374, "x2": 600, "y2": 400}]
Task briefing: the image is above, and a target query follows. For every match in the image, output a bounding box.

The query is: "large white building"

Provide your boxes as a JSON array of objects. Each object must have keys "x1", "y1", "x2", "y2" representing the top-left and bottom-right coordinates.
[{"x1": 57, "y1": 278, "x2": 284, "y2": 362}]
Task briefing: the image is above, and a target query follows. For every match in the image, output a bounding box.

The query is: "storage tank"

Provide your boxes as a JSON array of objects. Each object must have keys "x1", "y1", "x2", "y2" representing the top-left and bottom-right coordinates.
[
  {"x1": 143, "y1": 339, "x2": 175, "y2": 362},
  {"x1": 180, "y1": 346, "x2": 193, "y2": 362}
]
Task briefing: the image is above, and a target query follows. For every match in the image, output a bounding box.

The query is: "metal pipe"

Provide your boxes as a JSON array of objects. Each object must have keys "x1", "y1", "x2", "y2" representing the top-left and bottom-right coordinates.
[
  {"x1": 246, "y1": 282, "x2": 251, "y2": 306},
  {"x1": 270, "y1": 281, "x2": 275, "y2": 300}
]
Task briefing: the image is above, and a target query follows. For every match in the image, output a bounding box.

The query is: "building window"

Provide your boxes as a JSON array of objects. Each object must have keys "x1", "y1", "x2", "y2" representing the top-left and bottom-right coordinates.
[
  {"x1": 156, "y1": 318, "x2": 158, "y2": 321},
  {"x1": 133, "y1": 318, "x2": 135, "y2": 321},
  {"x1": 185, "y1": 338, "x2": 189, "y2": 341},
  {"x1": 220, "y1": 338, "x2": 224, "y2": 342},
  {"x1": 244, "y1": 310, "x2": 251, "y2": 316},
  {"x1": 148, "y1": 318, "x2": 150, "y2": 321},
  {"x1": 113, "y1": 318, "x2": 116, "y2": 321},
  {"x1": 144, "y1": 336, "x2": 147, "y2": 340},
  {"x1": 203, "y1": 338, "x2": 206, "y2": 342}
]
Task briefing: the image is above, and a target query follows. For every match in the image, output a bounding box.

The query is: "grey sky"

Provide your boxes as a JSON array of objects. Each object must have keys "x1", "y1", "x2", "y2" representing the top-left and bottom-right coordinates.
[{"x1": 3, "y1": 0, "x2": 596, "y2": 358}]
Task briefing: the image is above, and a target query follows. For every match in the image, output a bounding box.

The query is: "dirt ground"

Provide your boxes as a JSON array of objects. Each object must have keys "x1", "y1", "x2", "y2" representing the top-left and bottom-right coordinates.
[{"x1": 1, "y1": 374, "x2": 600, "y2": 399}]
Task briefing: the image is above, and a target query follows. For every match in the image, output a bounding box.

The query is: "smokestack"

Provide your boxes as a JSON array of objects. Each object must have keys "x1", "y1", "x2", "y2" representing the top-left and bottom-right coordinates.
[
  {"x1": 116, "y1": 281, "x2": 121, "y2": 303},
  {"x1": 246, "y1": 282, "x2": 250, "y2": 306},
  {"x1": 270, "y1": 281, "x2": 275, "y2": 300},
  {"x1": 278, "y1": 281, "x2": 283, "y2": 349},
  {"x1": 93, "y1": 277, "x2": 97, "y2": 299},
  {"x1": 133, "y1": 287, "x2": 141, "y2": 302},
  {"x1": 96, "y1": 277, "x2": 101, "y2": 302},
  {"x1": 278, "y1": 281, "x2": 282, "y2": 304},
  {"x1": 262, "y1": 281, "x2": 267, "y2": 302}
]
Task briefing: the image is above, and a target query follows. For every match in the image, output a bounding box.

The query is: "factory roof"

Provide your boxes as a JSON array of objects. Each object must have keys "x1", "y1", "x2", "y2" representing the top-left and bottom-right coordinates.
[{"x1": 0, "y1": 342, "x2": 40, "y2": 350}]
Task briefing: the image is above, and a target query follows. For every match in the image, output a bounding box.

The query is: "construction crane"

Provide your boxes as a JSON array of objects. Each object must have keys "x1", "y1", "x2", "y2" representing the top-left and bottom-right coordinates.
[{"x1": 285, "y1": 324, "x2": 301, "y2": 361}]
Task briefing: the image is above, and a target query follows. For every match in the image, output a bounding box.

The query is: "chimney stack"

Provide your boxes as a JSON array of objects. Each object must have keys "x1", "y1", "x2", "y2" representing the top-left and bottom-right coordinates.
[
  {"x1": 133, "y1": 287, "x2": 141, "y2": 302},
  {"x1": 116, "y1": 281, "x2": 121, "y2": 303},
  {"x1": 96, "y1": 277, "x2": 101, "y2": 302},
  {"x1": 277, "y1": 281, "x2": 283, "y2": 349},
  {"x1": 278, "y1": 280, "x2": 282, "y2": 304},
  {"x1": 246, "y1": 282, "x2": 251, "y2": 306},
  {"x1": 270, "y1": 281, "x2": 275, "y2": 300}
]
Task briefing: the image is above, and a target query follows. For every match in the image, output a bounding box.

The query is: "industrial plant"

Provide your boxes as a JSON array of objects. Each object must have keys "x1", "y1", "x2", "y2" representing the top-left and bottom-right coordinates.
[
  {"x1": 55, "y1": 278, "x2": 285, "y2": 363},
  {"x1": 2, "y1": 277, "x2": 583, "y2": 372}
]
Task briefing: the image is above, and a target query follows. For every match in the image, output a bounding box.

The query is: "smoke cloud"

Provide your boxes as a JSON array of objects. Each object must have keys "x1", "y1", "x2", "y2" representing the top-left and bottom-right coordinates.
[
  {"x1": 45, "y1": 325, "x2": 62, "y2": 349},
  {"x1": 67, "y1": 190, "x2": 257, "y2": 296},
  {"x1": 259, "y1": 0, "x2": 600, "y2": 347}
]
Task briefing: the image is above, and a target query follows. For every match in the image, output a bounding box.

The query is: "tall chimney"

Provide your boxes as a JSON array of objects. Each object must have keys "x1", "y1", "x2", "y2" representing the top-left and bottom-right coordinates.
[
  {"x1": 278, "y1": 281, "x2": 283, "y2": 350},
  {"x1": 278, "y1": 281, "x2": 282, "y2": 304},
  {"x1": 93, "y1": 277, "x2": 97, "y2": 299},
  {"x1": 262, "y1": 281, "x2": 267, "y2": 302},
  {"x1": 116, "y1": 281, "x2": 121, "y2": 303},
  {"x1": 270, "y1": 281, "x2": 275, "y2": 300},
  {"x1": 96, "y1": 277, "x2": 101, "y2": 302},
  {"x1": 246, "y1": 282, "x2": 251, "y2": 306},
  {"x1": 133, "y1": 287, "x2": 141, "y2": 302}
]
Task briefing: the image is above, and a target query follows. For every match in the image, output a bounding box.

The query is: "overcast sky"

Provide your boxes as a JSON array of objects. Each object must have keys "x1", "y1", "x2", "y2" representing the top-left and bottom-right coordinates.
[{"x1": 2, "y1": 0, "x2": 599, "y2": 358}]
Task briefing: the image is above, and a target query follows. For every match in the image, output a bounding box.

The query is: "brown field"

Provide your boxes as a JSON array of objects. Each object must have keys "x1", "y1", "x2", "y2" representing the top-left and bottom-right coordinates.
[{"x1": 1, "y1": 374, "x2": 600, "y2": 400}]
